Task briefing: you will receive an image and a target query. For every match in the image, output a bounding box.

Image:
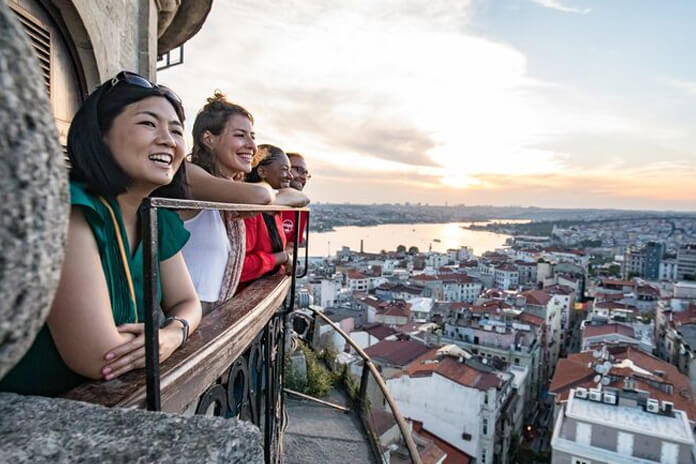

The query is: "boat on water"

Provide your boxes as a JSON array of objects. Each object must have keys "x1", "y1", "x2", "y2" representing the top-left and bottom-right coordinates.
[{"x1": 433, "y1": 238, "x2": 441, "y2": 243}]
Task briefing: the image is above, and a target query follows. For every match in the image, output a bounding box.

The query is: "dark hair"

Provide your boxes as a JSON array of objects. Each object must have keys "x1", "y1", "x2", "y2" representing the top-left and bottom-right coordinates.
[
  {"x1": 190, "y1": 91, "x2": 254, "y2": 179},
  {"x1": 67, "y1": 77, "x2": 188, "y2": 199},
  {"x1": 247, "y1": 144, "x2": 286, "y2": 252},
  {"x1": 286, "y1": 152, "x2": 304, "y2": 161},
  {"x1": 246, "y1": 144, "x2": 286, "y2": 183}
]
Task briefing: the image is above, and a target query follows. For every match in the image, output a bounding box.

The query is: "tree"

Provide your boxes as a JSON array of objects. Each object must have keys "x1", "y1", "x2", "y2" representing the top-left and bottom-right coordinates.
[
  {"x1": 396, "y1": 244, "x2": 406, "y2": 253},
  {"x1": 408, "y1": 246, "x2": 419, "y2": 254}
]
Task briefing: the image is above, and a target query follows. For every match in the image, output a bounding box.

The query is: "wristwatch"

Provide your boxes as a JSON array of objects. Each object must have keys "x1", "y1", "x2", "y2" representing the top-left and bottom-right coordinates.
[{"x1": 164, "y1": 316, "x2": 189, "y2": 348}]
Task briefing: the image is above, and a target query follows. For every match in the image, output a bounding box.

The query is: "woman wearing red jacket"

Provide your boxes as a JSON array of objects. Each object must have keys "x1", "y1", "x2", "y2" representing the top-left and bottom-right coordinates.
[{"x1": 240, "y1": 145, "x2": 294, "y2": 283}]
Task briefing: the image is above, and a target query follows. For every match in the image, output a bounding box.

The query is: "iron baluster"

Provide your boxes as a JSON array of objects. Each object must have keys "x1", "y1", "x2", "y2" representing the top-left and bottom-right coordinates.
[{"x1": 141, "y1": 199, "x2": 161, "y2": 411}]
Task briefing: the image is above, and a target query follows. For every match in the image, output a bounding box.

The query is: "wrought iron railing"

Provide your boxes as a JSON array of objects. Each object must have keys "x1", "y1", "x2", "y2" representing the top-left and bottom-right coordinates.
[
  {"x1": 291, "y1": 308, "x2": 423, "y2": 464},
  {"x1": 65, "y1": 198, "x2": 310, "y2": 464}
]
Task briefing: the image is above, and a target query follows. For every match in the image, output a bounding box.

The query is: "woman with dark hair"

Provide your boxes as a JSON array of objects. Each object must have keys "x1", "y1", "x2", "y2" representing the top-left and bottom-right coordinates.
[
  {"x1": 0, "y1": 72, "x2": 201, "y2": 396},
  {"x1": 181, "y1": 93, "x2": 307, "y2": 308},
  {"x1": 239, "y1": 144, "x2": 294, "y2": 284}
]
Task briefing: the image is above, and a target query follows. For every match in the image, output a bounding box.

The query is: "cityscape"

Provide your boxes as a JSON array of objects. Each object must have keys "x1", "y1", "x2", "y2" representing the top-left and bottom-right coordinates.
[
  {"x1": 2, "y1": 0, "x2": 696, "y2": 464},
  {"x1": 287, "y1": 213, "x2": 696, "y2": 463}
]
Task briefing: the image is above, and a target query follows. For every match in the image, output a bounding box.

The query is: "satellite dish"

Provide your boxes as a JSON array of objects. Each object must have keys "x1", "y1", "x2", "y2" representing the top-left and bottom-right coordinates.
[
  {"x1": 602, "y1": 376, "x2": 611, "y2": 386},
  {"x1": 593, "y1": 350, "x2": 601, "y2": 359},
  {"x1": 593, "y1": 375, "x2": 601, "y2": 383},
  {"x1": 603, "y1": 361, "x2": 612, "y2": 372}
]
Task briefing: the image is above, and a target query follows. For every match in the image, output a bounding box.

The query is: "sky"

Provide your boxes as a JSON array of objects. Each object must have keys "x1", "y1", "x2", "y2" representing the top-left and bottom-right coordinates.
[{"x1": 159, "y1": 0, "x2": 696, "y2": 211}]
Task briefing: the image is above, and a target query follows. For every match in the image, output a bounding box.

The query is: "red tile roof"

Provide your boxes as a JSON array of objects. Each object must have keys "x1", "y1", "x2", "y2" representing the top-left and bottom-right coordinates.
[
  {"x1": 583, "y1": 323, "x2": 635, "y2": 339},
  {"x1": 523, "y1": 289, "x2": 552, "y2": 306},
  {"x1": 544, "y1": 284, "x2": 574, "y2": 296},
  {"x1": 518, "y1": 312, "x2": 544, "y2": 327},
  {"x1": 549, "y1": 345, "x2": 696, "y2": 422},
  {"x1": 402, "y1": 349, "x2": 505, "y2": 391},
  {"x1": 379, "y1": 301, "x2": 412, "y2": 318},
  {"x1": 363, "y1": 323, "x2": 398, "y2": 340},
  {"x1": 365, "y1": 339, "x2": 430, "y2": 367},
  {"x1": 601, "y1": 278, "x2": 635, "y2": 288},
  {"x1": 411, "y1": 421, "x2": 472, "y2": 464},
  {"x1": 347, "y1": 270, "x2": 369, "y2": 280}
]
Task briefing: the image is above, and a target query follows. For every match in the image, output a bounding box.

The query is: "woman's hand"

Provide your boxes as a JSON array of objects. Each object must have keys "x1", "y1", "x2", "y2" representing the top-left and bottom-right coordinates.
[{"x1": 101, "y1": 322, "x2": 184, "y2": 380}]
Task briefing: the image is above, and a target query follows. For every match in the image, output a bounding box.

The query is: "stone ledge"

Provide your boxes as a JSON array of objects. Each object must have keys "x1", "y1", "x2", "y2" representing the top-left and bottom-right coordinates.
[{"x1": 0, "y1": 393, "x2": 263, "y2": 463}]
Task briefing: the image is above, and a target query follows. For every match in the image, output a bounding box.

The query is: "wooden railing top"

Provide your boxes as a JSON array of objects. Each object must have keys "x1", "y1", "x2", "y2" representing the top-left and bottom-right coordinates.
[
  {"x1": 63, "y1": 273, "x2": 290, "y2": 412},
  {"x1": 148, "y1": 197, "x2": 310, "y2": 213}
]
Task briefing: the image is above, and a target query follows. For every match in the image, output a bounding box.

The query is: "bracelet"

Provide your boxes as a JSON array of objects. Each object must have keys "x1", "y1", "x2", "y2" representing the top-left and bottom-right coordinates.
[{"x1": 164, "y1": 316, "x2": 189, "y2": 348}]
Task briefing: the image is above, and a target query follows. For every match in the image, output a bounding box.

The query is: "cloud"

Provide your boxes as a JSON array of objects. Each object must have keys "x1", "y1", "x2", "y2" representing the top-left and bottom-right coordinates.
[
  {"x1": 529, "y1": 0, "x2": 591, "y2": 14},
  {"x1": 160, "y1": 0, "x2": 691, "y2": 210},
  {"x1": 662, "y1": 78, "x2": 696, "y2": 97}
]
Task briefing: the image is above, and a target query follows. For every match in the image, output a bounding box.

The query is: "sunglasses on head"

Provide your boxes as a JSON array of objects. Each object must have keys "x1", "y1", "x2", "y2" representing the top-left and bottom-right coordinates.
[{"x1": 106, "y1": 71, "x2": 182, "y2": 106}]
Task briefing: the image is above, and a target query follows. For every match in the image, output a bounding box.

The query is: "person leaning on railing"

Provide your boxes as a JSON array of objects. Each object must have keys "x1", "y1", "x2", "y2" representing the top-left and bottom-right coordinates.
[
  {"x1": 0, "y1": 72, "x2": 202, "y2": 396},
  {"x1": 239, "y1": 145, "x2": 297, "y2": 285},
  {"x1": 281, "y1": 152, "x2": 311, "y2": 246},
  {"x1": 180, "y1": 93, "x2": 308, "y2": 311}
]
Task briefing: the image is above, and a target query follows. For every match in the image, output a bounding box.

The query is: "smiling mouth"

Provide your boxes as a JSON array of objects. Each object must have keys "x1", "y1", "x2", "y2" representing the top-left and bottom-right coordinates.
[{"x1": 149, "y1": 153, "x2": 173, "y2": 166}]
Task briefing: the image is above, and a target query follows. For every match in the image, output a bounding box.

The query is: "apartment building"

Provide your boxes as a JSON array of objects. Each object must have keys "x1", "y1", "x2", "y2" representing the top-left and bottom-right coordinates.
[{"x1": 551, "y1": 388, "x2": 696, "y2": 464}]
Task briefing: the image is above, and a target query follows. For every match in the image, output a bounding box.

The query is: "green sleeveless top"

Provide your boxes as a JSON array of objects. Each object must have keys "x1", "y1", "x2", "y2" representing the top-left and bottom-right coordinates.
[{"x1": 0, "y1": 182, "x2": 190, "y2": 396}]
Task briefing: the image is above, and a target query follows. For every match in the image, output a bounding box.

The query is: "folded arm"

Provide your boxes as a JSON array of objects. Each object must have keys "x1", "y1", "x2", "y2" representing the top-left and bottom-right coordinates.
[{"x1": 47, "y1": 208, "x2": 136, "y2": 380}]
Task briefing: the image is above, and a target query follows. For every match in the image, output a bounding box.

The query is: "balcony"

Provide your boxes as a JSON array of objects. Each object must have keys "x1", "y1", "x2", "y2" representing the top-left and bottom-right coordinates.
[{"x1": 61, "y1": 198, "x2": 422, "y2": 463}]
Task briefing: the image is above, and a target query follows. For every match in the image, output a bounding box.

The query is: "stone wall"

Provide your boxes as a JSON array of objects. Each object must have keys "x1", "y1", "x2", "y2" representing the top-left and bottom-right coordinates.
[{"x1": 54, "y1": 0, "x2": 157, "y2": 88}]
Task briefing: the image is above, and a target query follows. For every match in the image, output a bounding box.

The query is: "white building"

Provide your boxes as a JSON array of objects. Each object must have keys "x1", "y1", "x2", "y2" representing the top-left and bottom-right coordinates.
[
  {"x1": 346, "y1": 270, "x2": 369, "y2": 292},
  {"x1": 387, "y1": 349, "x2": 517, "y2": 464},
  {"x1": 661, "y1": 259, "x2": 680, "y2": 282},
  {"x1": 320, "y1": 279, "x2": 339, "y2": 307},
  {"x1": 494, "y1": 264, "x2": 519, "y2": 290},
  {"x1": 551, "y1": 388, "x2": 696, "y2": 464},
  {"x1": 407, "y1": 297, "x2": 434, "y2": 321}
]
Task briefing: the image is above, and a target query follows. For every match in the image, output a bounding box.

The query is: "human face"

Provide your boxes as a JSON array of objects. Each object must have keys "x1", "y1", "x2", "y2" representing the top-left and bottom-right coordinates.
[
  {"x1": 208, "y1": 114, "x2": 256, "y2": 178},
  {"x1": 289, "y1": 156, "x2": 309, "y2": 191},
  {"x1": 259, "y1": 153, "x2": 292, "y2": 189},
  {"x1": 104, "y1": 96, "x2": 185, "y2": 193}
]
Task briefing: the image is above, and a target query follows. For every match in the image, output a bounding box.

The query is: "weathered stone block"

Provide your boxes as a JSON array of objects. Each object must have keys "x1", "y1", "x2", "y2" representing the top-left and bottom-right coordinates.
[
  {"x1": 0, "y1": 393, "x2": 264, "y2": 463},
  {"x1": 0, "y1": 1, "x2": 69, "y2": 379}
]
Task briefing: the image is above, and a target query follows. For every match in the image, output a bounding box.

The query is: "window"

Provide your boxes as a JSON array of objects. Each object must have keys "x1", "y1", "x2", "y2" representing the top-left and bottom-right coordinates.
[
  {"x1": 482, "y1": 418, "x2": 488, "y2": 435},
  {"x1": 484, "y1": 393, "x2": 488, "y2": 405},
  {"x1": 572, "y1": 459, "x2": 590, "y2": 464},
  {"x1": 9, "y1": 0, "x2": 85, "y2": 149},
  {"x1": 514, "y1": 357, "x2": 520, "y2": 365},
  {"x1": 481, "y1": 449, "x2": 487, "y2": 463}
]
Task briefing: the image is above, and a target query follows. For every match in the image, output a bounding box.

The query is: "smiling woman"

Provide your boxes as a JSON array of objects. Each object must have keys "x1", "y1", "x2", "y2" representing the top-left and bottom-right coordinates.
[{"x1": 0, "y1": 72, "x2": 202, "y2": 396}]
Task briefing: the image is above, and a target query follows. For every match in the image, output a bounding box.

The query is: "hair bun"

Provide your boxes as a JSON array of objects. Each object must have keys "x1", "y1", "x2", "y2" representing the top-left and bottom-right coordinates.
[{"x1": 206, "y1": 90, "x2": 228, "y2": 107}]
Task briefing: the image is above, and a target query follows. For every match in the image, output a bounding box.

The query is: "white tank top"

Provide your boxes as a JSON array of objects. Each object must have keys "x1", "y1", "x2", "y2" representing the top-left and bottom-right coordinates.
[{"x1": 182, "y1": 209, "x2": 231, "y2": 302}]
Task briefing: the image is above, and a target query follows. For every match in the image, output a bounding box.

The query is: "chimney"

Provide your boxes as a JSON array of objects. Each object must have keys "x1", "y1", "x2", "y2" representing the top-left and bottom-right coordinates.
[{"x1": 360, "y1": 240, "x2": 364, "y2": 254}]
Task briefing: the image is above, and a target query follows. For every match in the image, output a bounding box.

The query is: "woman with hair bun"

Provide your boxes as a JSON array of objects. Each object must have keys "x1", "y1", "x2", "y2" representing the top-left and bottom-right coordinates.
[
  {"x1": 181, "y1": 93, "x2": 307, "y2": 309},
  {"x1": 0, "y1": 72, "x2": 201, "y2": 396}
]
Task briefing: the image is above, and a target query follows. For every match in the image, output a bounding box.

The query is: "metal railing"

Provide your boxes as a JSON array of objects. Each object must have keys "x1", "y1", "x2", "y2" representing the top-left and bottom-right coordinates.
[
  {"x1": 139, "y1": 197, "x2": 310, "y2": 464},
  {"x1": 291, "y1": 307, "x2": 423, "y2": 464}
]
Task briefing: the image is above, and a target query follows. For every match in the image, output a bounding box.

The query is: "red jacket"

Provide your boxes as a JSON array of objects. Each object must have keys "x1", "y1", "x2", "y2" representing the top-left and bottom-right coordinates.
[
  {"x1": 281, "y1": 211, "x2": 308, "y2": 246},
  {"x1": 241, "y1": 213, "x2": 287, "y2": 283}
]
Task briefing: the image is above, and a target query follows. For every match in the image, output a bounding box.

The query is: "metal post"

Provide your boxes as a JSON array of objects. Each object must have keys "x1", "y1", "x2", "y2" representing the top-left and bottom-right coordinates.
[
  {"x1": 141, "y1": 199, "x2": 161, "y2": 411},
  {"x1": 358, "y1": 361, "x2": 370, "y2": 414},
  {"x1": 297, "y1": 211, "x2": 310, "y2": 279}
]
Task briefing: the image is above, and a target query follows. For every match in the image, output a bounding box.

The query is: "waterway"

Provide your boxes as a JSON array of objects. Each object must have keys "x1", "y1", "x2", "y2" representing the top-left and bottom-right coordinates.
[{"x1": 308, "y1": 221, "x2": 525, "y2": 258}]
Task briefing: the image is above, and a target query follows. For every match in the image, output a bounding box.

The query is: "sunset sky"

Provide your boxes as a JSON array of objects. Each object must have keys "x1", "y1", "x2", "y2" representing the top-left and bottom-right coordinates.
[{"x1": 160, "y1": 0, "x2": 696, "y2": 211}]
